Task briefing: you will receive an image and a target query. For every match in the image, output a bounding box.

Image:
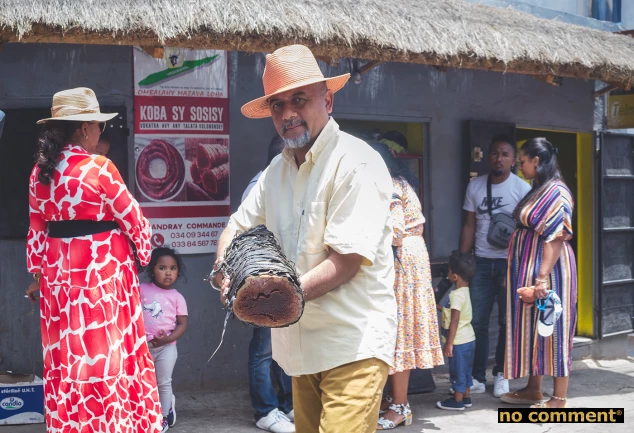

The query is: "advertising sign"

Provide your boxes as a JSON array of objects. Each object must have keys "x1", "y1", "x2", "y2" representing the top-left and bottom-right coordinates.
[
  {"x1": 608, "y1": 93, "x2": 634, "y2": 129},
  {"x1": 133, "y1": 47, "x2": 230, "y2": 254}
]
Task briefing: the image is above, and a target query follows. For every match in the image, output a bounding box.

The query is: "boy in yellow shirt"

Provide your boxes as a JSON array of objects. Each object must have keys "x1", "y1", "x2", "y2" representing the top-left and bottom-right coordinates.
[{"x1": 437, "y1": 251, "x2": 477, "y2": 411}]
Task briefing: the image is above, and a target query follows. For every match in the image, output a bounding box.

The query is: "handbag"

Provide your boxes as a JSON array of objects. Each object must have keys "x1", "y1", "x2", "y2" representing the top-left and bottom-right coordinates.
[{"x1": 486, "y1": 175, "x2": 516, "y2": 249}]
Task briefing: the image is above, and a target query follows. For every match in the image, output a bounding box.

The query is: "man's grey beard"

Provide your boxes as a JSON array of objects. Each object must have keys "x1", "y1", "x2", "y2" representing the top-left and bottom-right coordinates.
[{"x1": 283, "y1": 129, "x2": 311, "y2": 149}]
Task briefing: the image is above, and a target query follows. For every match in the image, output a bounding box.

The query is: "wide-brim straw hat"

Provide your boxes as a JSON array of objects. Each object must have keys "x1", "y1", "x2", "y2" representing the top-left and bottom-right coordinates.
[
  {"x1": 241, "y1": 45, "x2": 350, "y2": 119},
  {"x1": 37, "y1": 87, "x2": 118, "y2": 124}
]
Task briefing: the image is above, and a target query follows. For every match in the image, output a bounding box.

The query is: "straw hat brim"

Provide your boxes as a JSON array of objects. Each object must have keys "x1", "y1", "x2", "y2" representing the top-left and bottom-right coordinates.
[
  {"x1": 241, "y1": 73, "x2": 350, "y2": 119},
  {"x1": 36, "y1": 112, "x2": 118, "y2": 125}
]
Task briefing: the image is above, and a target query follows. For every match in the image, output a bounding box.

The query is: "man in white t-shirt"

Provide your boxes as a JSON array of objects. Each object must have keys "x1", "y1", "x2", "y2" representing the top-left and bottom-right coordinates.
[{"x1": 459, "y1": 135, "x2": 531, "y2": 398}]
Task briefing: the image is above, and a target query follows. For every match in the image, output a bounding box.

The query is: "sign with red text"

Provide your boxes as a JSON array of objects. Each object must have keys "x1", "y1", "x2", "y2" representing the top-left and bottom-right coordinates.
[{"x1": 133, "y1": 47, "x2": 230, "y2": 254}]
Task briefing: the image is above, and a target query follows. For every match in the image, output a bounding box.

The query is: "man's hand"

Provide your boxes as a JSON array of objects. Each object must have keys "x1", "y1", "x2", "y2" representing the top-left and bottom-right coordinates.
[
  {"x1": 219, "y1": 276, "x2": 231, "y2": 306},
  {"x1": 212, "y1": 255, "x2": 232, "y2": 306},
  {"x1": 149, "y1": 330, "x2": 171, "y2": 348},
  {"x1": 443, "y1": 343, "x2": 453, "y2": 358},
  {"x1": 26, "y1": 281, "x2": 40, "y2": 303}
]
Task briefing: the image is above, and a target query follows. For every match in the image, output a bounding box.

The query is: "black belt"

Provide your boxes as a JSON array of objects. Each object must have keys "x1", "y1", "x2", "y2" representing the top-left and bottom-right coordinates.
[{"x1": 48, "y1": 220, "x2": 120, "y2": 238}]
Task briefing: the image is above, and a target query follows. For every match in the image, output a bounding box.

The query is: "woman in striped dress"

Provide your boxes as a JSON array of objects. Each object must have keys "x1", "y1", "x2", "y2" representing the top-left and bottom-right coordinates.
[{"x1": 501, "y1": 138, "x2": 577, "y2": 409}]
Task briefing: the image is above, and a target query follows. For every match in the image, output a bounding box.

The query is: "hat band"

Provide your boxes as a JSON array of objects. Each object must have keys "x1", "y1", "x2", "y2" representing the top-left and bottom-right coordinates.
[
  {"x1": 263, "y1": 73, "x2": 326, "y2": 96},
  {"x1": 51, "y1": 104, "x2": 101, "y2": 118}
]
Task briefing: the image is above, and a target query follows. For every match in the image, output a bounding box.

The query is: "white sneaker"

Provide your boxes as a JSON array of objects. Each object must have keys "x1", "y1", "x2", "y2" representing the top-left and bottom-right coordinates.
[
  {"x1": 493, "y1": 373, "x2": 509, "y2": 398},
  {"x1": 256, "y1": 409, "x2": 296, "y2": 433},
  {"x1": 285, "y1": 409, "x2": 294, "y2": 422},
  {"x1": 471, "y1": 379, "x2": 486, "y2": 394},
  {"x1": 450, "y1": 378, "x2": 486, "y2": 394}
]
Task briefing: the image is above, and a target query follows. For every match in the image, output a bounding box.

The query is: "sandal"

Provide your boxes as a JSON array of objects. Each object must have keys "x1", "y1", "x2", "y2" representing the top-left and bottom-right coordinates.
[
  {"x1": 377, "y1": 403, "x2": 412, "y2": 430},
  {"x1": 530, "y1": 395, "x2": 567, "y2": 408},
  {"x1": 500, "y1": 389, "x2": 544, "y2": 405},
  {"x1": 379, "y1": 395, "x2": 393, "y2": 415}
]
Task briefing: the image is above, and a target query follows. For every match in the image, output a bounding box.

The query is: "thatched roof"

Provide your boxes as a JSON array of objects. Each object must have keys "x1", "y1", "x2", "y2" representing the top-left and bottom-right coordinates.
[{"x1": 2, "y1": 0, "x2": 634, "y2": 85}]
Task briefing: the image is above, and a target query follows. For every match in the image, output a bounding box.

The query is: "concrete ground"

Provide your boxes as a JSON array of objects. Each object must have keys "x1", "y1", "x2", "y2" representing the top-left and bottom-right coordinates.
[{"x1": 6, "y1": 357, "x2": 633, "y2": 433}]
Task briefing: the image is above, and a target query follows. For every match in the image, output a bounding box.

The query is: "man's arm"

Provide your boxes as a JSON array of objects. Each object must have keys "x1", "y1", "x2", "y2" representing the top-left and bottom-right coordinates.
[
  {"x1": 215, "y1": 168, "x2": 269, "y2": 301},
  {"x1": 218, "y1": 228, "x2": 363, "y2": 303},
  {"x1": 215, "y1": 224, "x2": 238, "y2": 304},
  {"x1": 299, "y1": 250, "x2": 363, "y2": 302},
  {"x1": 459, "y1": 210, "x2": 476, "y2": 253},
  {"x1": 215, "y1": 224, "x2": 238, "y2": 267}
]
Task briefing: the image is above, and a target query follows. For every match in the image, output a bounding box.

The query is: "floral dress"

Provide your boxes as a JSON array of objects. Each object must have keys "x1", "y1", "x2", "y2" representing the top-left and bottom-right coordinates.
[
  {"x1": 27, "y1": 144, "x2": 162, "y2": 433},
  {"x1": 505, "y1": 181, "x2": 577, "y2": 379},
  {"x1": 390, "y1": 177, "x2": 444, "y2": 374}
]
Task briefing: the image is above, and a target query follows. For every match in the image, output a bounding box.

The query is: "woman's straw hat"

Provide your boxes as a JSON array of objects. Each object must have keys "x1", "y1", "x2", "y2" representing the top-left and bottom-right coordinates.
[
  {"x1": 241, "y1": 45, "x2": 350, "y2": 119},
  {"x1": 37, "y1": 87, "x2": 118, "y2": 124}
]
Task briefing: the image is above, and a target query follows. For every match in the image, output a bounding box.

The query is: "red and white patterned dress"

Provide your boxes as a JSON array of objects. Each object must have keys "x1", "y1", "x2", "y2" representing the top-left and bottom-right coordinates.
[{"x1": 27, "y1": 144, "x2": 162, "y2": 433}]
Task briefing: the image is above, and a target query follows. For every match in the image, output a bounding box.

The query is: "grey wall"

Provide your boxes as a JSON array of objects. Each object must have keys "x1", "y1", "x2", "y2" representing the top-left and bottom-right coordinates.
[
  {"x1": 0, "y1": 43, "x2": 595, "y2": 391},
  {"x1": 622, "y1": 0, "x2": 634, "y2": 29},
  {"x1": 506, "y1": 0, "x2": 583, "y2": 15},
  {"x1": 466, "y1": 0, "x2": 622, "y2": 31}
]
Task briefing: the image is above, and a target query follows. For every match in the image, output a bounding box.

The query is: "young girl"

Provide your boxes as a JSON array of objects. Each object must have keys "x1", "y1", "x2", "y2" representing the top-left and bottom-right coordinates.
[{"x1": 141, "y1": 247, "x2": 188, "y2": 432}]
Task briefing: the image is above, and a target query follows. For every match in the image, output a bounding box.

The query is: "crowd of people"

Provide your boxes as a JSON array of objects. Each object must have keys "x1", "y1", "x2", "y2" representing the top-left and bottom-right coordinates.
[{"x1": 24, "y1": 44, "x2": 577, "y2": 433}]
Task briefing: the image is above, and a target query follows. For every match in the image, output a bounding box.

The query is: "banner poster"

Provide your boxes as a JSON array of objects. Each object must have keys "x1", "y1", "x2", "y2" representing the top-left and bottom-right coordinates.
[
  {"x1": 133, "y1": 47, "x2": 230, "y2": 254},
  {"x1": 607, "y1": 92, "x2": 634, "y2": 129}
]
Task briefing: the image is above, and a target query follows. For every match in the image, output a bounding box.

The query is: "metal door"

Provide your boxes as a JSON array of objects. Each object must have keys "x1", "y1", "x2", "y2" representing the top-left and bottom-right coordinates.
[
  {"x1": 598, "y1": 133, "x2": 634, "y2": 337},
  {"x1": 465, "y1": 120, "x2": 516, "y2": 181}
]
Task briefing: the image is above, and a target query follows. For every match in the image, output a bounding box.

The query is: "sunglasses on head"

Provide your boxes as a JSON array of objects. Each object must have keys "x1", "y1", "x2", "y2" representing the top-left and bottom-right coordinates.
[{"x1": 92, "y1": 121, "x2": 107, "y2": 133}]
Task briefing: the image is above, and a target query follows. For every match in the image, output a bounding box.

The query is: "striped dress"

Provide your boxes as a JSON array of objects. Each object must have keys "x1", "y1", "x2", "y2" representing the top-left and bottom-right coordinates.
[{"x1": 505, "y1": 180, "x2": 577, "y2": 379}]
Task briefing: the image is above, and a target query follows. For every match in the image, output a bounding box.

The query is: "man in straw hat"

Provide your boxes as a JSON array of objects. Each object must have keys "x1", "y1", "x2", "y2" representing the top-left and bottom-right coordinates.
[{"x1": 216, "y1": 45, "x2": 397, "y2": 433}]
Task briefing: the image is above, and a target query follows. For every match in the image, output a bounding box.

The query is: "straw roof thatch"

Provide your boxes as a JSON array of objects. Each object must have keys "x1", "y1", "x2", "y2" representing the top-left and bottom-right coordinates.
[{"x1": 2, "y1": 0, "x2": 634, "y2": 85}]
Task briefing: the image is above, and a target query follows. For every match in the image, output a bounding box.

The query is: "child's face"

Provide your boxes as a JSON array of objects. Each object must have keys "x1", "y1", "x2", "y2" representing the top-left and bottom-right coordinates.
[
  {"x1": 448, "y1": 268, "x2": 458, "y2": 283},
  {"x1": 95, "y1": 140, "x2": 110, "y2": 156},
  {"x1": 153, "y1": 255, "x2": 178, "y2": 289}
]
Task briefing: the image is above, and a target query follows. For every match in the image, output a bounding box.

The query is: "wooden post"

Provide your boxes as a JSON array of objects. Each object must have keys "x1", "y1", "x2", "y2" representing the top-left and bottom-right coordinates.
[{"x1": 141, "y1": 46, "x2": 165, "y2": 59}]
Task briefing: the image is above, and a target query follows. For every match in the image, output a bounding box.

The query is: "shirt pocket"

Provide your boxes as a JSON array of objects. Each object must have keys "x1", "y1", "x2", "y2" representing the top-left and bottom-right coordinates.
[{"x1": 300, "y1": 201, "x2": 327, "y2": 254}]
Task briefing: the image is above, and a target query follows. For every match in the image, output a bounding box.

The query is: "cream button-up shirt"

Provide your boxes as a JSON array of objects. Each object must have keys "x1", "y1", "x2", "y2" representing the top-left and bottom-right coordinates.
[{"x1": 228, "y1": 118, "x2": 397, "y2": 376}]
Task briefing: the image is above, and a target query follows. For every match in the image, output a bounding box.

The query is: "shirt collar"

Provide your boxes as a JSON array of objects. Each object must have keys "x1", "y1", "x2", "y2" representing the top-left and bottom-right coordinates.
[
  {"x1": 64, "y1": 143, "x2": 89, "y2": 154},
  {"x1": 282, "y1": 118, "x2": 339, "y2": 166}
]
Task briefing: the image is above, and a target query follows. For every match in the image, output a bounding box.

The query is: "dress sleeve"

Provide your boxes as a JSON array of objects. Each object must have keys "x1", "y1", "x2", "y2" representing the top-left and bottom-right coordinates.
[
  {"x1": 402, "y1": 179, "x2": 425, "y2": 229},
  {"x1": 534, "y1": 184, "x2": 574, "y2": 243},
  {"x1": 391, "y1": 181, "x2": 405, "y2": 247},
  {"x1": 26, "y1": 169, "x2": 47, "y2": 272},
  {"x1": 98, "y1": 157, "x2": 153, "y2": 266}
]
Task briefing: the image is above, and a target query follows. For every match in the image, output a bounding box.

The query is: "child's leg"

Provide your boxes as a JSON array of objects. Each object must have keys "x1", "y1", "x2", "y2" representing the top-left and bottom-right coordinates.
[
  {"x1": 151, "y1": 345, "x2": 178, "y2": 417},
  {"x1": 451, "y1": 343, "x2": 468, "y2": 402},
  {"x1": 464, "y1": 340, "x2": 476, "y2": 399}
]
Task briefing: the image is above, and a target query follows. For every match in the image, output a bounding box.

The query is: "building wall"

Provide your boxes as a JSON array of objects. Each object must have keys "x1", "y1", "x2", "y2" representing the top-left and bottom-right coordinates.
[
  {"x1": 508, "y1": 0, "x2": 583, "y2": 16},
  {"x1": 622, "y1": 1, "x2": 634, "y2": 29},
  {"x1": 0, "y1": 43, "x2": 594, "y2": 390},
  {"x1": 467, "y1": 0, "x2": 622, "y2": 31}
]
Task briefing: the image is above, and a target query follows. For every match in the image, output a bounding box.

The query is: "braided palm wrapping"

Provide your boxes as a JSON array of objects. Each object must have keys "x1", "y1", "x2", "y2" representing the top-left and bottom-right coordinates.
[{"x1": 216, "y1": 225, "x2": 304, "y2": 328}]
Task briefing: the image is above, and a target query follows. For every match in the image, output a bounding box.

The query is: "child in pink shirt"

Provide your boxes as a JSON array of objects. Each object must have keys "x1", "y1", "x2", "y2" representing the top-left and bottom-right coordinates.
[{"x1": 141, "y1": 247, "x2": 188, "y2": 433}]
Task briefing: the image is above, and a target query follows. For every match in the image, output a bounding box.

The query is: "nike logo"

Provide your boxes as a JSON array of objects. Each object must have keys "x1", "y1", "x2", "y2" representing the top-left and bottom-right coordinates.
[{"x1": 477, "y1": 203, "x2": 508, "y2": 214}]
